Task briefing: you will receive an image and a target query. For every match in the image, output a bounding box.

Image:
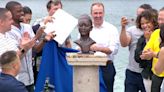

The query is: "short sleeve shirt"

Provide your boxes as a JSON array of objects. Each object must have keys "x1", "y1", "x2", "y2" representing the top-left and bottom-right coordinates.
[
  {"x1": 126, "y1": 26, "x2": 144, "y2": 73},
  {"x1": 6, "y1": 23, "x2": 35, "y2": 85}
]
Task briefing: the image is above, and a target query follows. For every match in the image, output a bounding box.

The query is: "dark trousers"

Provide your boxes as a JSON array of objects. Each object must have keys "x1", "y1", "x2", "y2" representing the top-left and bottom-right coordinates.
[
  {"x1": 100, "y1": 61, "x2": 116, "y2": 92},
  {"x1": 151, "y1": 74, "x2": 163, "y2": 92},
  {"x1": 26, "y1": 84, "x2": 34, "y2": 92},
  {"x1": 33, "y1": 57, "x2": 38, "y2": 85},
  {"x1": 125, "y1": 69, "x2": 146, "y2": 92}
]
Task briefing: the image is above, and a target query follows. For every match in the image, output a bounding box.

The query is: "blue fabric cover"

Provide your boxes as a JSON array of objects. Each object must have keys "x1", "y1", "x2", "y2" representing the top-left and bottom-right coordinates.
[{"x1": 35, "y1": 40, "x2": 107, "y2": 92}]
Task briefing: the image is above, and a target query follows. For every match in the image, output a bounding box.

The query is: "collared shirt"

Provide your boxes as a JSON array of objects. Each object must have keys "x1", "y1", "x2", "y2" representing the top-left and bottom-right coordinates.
[
  {"x1": 6, "y1": 23, "x2": 35, "y2": 86},
  {"x1": 90, "y1": 21, "x2": 119, "y2": 61}
]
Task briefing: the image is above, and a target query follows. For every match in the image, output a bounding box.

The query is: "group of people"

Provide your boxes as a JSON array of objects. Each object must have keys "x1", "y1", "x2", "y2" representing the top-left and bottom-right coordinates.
[
  {"x1": 0, "y1": 1, "x2": 55, "y2": 92},
  {"x1": 0, "y1": 0, "x2": 164, "y2": 92},
  {"x1": 120, "y1": 3, "x2": 164, "y2": 92}
]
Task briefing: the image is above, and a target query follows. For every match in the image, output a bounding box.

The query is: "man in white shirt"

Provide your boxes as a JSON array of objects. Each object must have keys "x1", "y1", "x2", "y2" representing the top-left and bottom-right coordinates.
[
  {"x1": 0, "y1": 8, "x2": 17, "y2": 55},
  {"x1": 0, "y1": 8, "x2": 33, "y2": 63},
  {"x1": 5, "y1": 1, "x2": 55, "y2": 92},
  {"x1": 89, "y1": 2, "x2": 119, "y2": 92}
]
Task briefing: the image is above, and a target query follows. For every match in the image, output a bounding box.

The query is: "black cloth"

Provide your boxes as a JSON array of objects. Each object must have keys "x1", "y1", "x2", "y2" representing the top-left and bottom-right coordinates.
[
  {"x1": 32, "y1": 24, "x2": 42, "y2": 57},
  {"x1": 134, "y1": 35, "x2": 153, "y2": 79},
  {"x1": 0, "y1": 73, "x2": 28, "y2": 92},
  {"x1": 26, "y1": 84, "x2": 34, "y2": 92},
  {"x1": 32, "y1": 24, "x2": 41, "y2": 85},
  {"x1": 32, "y1": 24, "x2": 40, "y2": 34}
]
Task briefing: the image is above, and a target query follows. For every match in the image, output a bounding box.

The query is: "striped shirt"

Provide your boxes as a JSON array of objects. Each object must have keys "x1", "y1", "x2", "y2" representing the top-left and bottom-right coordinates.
[
  {"x1": 0, "y1": 33, "x2": 18, "y2": 72},
  {"x1": 6, "y1": 23, "x2": 35, "y2": 86}
]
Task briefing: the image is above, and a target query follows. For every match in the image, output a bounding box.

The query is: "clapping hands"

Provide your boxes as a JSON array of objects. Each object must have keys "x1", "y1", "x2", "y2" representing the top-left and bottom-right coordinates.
[
  {"x1": 20, "y1": 32, "x2": 35, "y2": 51},
  {"x1": 140, "y1": 48, "x2": 154, "y2": 60}
]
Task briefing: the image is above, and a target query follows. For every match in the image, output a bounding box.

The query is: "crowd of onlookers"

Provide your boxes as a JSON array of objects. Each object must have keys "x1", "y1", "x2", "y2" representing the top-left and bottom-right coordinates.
[{"x1": 0, "y1": 0, "x2": 164, "y2": 92}]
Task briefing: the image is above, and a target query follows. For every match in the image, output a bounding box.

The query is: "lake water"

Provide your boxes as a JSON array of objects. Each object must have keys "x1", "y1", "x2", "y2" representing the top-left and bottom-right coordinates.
[{"x1": 1, "y1": 0, "x2": 164, "y2": 92}]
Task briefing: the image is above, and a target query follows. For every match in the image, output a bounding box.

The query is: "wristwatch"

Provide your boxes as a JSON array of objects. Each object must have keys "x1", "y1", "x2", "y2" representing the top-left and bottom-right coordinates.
[
  {"x1": 18, "y1": 46, "x2": 25, "y2": 54},
  {"x1": 20, "y1": 48, "x2": 25, "y2": 53}
]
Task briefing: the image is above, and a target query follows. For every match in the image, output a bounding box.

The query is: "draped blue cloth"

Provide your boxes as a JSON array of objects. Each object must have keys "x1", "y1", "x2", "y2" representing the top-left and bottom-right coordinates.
[{"x1": 34, "y1": 40, "x2": 107, "y2": 92}]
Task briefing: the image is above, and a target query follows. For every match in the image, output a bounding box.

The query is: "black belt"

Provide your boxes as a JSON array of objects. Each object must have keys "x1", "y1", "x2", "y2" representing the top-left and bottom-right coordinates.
[{"x1": 107, "y1": 60, "x2": 113, "y2": 64}]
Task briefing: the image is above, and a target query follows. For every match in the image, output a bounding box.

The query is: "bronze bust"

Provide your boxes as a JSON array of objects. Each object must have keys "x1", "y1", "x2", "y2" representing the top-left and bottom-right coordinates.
[{"x1": 74, "y1": 14, "x2": 95, "y2": 54}]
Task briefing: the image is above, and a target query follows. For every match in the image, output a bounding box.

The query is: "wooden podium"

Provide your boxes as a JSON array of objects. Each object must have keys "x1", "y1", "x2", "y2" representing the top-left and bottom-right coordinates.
[{"x1": 67, "y1": 53, "x2": 108, "y2": 92}]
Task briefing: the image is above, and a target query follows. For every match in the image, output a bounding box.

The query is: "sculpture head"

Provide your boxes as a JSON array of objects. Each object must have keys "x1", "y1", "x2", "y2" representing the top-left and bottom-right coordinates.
[
  {"x1": 78, "y1": 14, "x2": 93, "y2": 37},
  {"x1": 75, "y1": 14, "x2": 95, "y2": 54}
]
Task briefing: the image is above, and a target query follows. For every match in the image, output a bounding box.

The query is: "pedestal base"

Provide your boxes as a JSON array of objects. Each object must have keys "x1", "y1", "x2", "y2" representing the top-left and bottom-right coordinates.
[
  {"x1": 67, "y1": 53, "x2": 108, "y2": 92},
  {"x1": 73, "y1": 66, "x2": 99, "y2": 92}
]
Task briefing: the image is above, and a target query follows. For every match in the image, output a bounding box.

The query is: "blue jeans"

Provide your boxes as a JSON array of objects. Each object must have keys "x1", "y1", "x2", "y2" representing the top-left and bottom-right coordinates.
[
  {"x1": 125, "y1": 69, "x2": 146, "y2": 92},
  {"x1": 100, "y1": 61, "x2": 116, "y2": 92}
]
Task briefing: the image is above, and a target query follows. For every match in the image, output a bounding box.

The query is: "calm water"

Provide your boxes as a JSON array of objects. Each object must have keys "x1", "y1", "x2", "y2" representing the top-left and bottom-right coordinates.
[{"x1": 1, "y1": 0, "x2": 164, "y2": 92}]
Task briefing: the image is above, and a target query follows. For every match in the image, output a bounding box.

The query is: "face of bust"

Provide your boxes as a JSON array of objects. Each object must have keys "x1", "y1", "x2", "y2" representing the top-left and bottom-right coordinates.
[{"x1": 78, "y1": 18, "x2": 92, "y2": 36}]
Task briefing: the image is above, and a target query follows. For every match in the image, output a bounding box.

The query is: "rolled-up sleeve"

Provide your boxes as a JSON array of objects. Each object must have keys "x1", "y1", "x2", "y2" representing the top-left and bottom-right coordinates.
[{"x1": 108, "y1": 27, "x2": 119, "y2": 55}]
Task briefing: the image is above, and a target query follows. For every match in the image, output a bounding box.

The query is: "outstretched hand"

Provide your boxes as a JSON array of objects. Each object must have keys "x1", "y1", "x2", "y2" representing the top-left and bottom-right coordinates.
[{"x1": 20, "y1": 32, "x2": 35, "y2": 50}]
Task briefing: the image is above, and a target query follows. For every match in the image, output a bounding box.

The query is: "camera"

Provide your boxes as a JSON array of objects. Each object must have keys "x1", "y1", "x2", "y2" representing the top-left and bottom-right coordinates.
[{"x1": 127, "y1": 18, "x2": 135, "y2": 24}]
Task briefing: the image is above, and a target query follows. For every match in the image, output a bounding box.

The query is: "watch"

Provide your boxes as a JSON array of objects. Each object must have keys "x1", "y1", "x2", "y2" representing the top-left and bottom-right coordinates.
[
  {"x1": 20, "y1": 48, "x2": 25, "y2": 53},
  {"x1": 18, "y1": 46, "x2": 25, "y2": 54}
]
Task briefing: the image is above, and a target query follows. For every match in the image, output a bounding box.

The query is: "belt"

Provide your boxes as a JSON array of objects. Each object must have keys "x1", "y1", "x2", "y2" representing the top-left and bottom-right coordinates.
[{"x1": 107, "y1": 60, "x2": 113, "y2": 64}]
